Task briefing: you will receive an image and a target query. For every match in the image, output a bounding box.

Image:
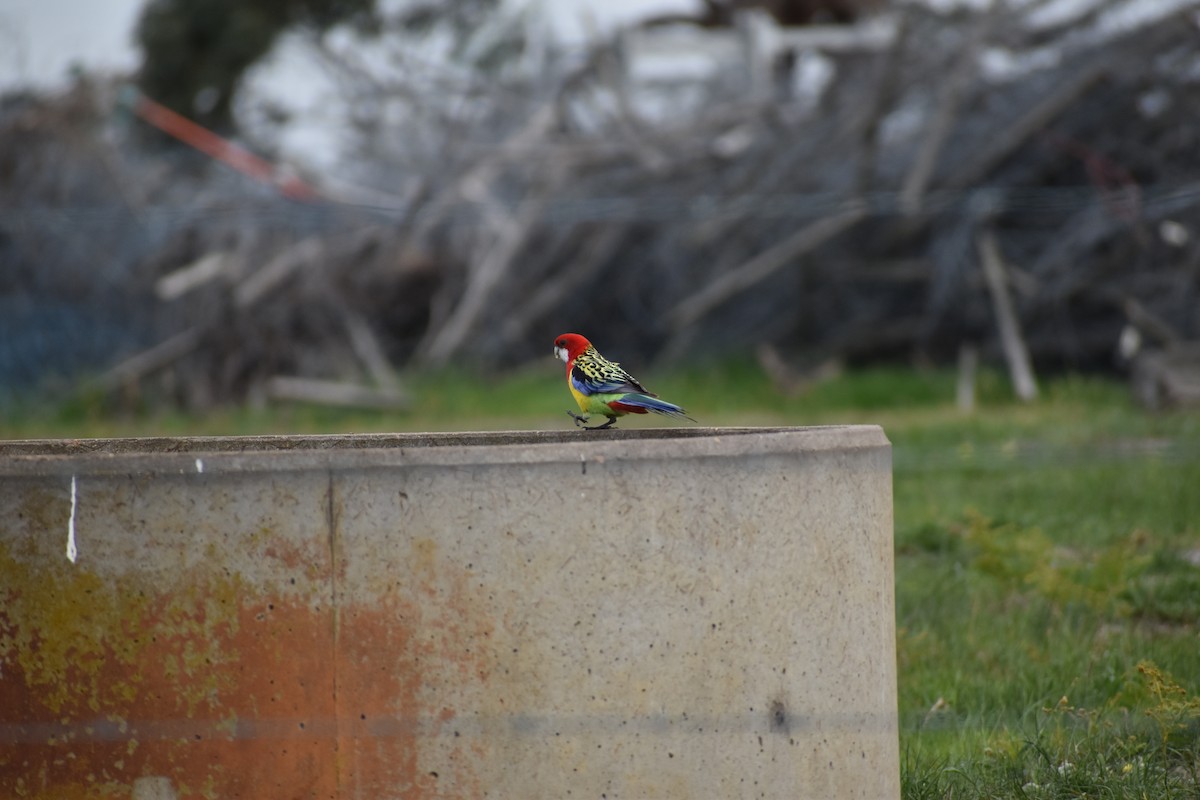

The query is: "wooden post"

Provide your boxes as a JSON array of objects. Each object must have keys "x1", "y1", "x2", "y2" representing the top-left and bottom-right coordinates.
[
  {"x1": 957, "y1": 342, "x2": 978, "y2": 412},
  {"x1": 978, "y1": 230, "x2": 1039, "y2": 401}
]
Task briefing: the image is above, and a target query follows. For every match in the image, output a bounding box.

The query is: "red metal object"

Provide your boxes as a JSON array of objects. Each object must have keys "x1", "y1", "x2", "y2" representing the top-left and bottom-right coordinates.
[{"x1": 132, "y1": 92, "x2": 319, "y2": 202}]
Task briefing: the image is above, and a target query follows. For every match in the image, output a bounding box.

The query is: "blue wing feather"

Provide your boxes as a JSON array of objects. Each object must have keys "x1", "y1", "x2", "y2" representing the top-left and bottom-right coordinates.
[
  {"x1": 571, "y1": 366, "x2": 636, "y2": 396},
  {"x1": 570, "y1": 355, "x2": 649, "y2": 397}
]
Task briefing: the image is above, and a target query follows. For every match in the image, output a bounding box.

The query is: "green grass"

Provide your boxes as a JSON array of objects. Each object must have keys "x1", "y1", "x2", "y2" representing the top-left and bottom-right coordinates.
[{"x1": 4, "y1": 362, "x2": 1200, "y2": 797}]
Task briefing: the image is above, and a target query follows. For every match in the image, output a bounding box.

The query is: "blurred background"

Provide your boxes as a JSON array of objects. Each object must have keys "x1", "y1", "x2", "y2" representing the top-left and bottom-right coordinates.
[
  {"x1": 2, "y1": 0, "x2": 1199, "y2": 425},
  {"x1": 3, "y1": 3, "x2": 1200, "y2": 796}
]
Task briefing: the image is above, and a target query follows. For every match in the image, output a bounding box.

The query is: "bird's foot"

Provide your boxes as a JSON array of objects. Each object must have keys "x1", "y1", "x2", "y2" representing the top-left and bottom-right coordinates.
[{"x1": 566, "y1": 410, "x2": 617, "y2": 430}]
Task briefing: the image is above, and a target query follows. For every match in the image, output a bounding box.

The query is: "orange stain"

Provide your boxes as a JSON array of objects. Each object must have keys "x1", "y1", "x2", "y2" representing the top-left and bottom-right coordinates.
[{"x1": 1, "y1": 531, "x2": 493, "y2": 800}]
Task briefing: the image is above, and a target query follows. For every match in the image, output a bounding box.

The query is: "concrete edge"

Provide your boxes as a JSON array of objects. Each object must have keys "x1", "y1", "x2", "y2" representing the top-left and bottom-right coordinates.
[{"x1": 0, "y1": 426, "x2": 891, "y2": 478}]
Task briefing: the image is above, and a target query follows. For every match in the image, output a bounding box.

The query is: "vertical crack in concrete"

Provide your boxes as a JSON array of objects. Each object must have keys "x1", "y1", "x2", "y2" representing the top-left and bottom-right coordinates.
[{"x1": 325, "y1": 469, "x2": 342, "y2": 797}]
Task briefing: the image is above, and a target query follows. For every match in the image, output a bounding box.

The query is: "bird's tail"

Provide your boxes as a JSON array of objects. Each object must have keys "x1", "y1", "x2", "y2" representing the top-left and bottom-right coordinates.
[{"x1": 613, "y1": 393, "x2": 696, "y2": 422}]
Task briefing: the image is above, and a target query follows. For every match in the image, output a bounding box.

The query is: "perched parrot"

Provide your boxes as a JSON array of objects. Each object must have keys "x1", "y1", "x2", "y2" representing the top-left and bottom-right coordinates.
[{"x1": 553, "y1": 333, "x2": 695, "y2": 430}]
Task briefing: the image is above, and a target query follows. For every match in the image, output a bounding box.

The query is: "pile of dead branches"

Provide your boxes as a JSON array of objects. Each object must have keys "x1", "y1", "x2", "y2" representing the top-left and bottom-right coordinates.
[{"x1": 2, "y1": 0, "x2": 1199, "y2": 409}]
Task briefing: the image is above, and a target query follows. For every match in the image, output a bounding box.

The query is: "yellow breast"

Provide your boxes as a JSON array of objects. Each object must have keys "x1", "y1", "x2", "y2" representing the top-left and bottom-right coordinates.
[{"x1": 568, "y1": 376, "x2": 590, "y2": 413}]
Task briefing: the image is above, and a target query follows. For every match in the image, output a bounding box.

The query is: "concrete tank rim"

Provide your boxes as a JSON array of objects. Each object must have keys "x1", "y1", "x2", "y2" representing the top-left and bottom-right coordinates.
[{"x1": 0, "y1": 425, "x2": 890, "y2": 478}]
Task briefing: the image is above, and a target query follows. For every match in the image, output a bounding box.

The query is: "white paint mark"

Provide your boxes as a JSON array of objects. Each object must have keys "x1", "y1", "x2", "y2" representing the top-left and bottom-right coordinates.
[
  {"x1": 67, "y1": 475, "x2": 78, "y2": 564},
  {"x1": 195, "y1": 458, "x2": 205, "y2": 474}
]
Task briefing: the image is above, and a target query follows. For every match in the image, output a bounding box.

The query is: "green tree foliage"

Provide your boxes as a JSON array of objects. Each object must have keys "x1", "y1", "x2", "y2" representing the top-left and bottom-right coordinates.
[{"x1": 134, "y1": 0, "x2": 377, "y2": 130}]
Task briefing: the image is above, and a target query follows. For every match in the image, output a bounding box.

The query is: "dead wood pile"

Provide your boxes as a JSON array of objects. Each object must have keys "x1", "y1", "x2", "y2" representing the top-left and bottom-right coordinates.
[{"x1": 2, "y1": 1, "x2": 1199, "y2": 409}]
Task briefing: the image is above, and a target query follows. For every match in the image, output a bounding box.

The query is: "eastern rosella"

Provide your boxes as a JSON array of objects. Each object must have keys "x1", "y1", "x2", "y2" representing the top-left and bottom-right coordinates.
[{"x1": 553, "y1": 333, "x2": 695, "y2": 430}]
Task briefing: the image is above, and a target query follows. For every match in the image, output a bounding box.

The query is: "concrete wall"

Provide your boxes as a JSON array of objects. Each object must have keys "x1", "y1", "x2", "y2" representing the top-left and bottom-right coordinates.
[{"x1": 0, "y1": 427, "x2": 897, "y2": 799}]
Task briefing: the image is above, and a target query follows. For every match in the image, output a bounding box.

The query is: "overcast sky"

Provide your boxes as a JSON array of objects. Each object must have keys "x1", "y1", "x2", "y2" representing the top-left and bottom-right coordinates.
[{"x1": 0, "y1": 0, "x2": 695, "y2": 93}]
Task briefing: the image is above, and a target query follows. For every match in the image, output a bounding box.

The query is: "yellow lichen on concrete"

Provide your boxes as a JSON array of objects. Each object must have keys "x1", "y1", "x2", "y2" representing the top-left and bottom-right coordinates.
[
  {"x1": 0, "y1": 542, "x2": 249, "y2": 720},
  {"x1": 0, "y1": 545, "x2": 150, "y2": 715}
]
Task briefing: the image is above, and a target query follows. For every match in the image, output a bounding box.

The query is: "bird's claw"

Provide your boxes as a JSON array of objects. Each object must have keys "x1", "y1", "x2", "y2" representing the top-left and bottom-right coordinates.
[{"x1": 566, "y1": 410, "x2": 616, "y2": 430}]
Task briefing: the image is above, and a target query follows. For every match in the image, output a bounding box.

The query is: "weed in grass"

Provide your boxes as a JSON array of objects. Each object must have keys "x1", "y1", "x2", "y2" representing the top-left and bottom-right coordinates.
[
  {"x1": 1136, "y1": 661, "x2": 1200, "y2": 754},
  {"x1": 905, "y1": 686, "x2": 1200, "y2": 799},
  {"x1": 960, "y1": 512, "x2": 1156, "y2": 617},
  {"x1": 1123, "y1": 551, "x2": 1200, "y2": 627},
  {"x1": 900, "y1": 747, "x2": 952, "y2": 800}
]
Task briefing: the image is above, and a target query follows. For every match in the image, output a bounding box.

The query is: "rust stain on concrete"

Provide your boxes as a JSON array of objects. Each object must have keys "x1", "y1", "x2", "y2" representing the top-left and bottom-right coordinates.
[
  {"x1": 0, "y1": 541, "x2": 333, "y2": 798},
  {"x1": 334, "y1": 536, "x2": 492, "y2": 799},
  {"x1": 0, "y1": 525, "x2": 493, "y2": 799}
]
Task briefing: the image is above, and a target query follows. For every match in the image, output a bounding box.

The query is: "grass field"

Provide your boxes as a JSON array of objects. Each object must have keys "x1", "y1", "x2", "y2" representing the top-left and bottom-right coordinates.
[{"x1": 4, "y1": 363, "x2": 1199, "y2": 797}]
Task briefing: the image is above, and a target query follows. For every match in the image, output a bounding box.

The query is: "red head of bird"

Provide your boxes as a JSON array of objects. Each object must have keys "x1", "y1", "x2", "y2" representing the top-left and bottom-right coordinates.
[{"x1": 553, "y1": 333, "x2": 592, "y2": 366}]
